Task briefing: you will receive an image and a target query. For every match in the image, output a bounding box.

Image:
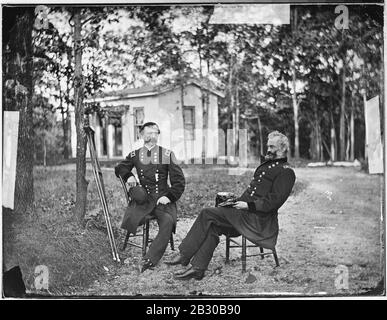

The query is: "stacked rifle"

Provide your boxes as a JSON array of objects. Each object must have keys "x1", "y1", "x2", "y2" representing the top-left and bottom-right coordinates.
[{"x1": 84, "y1": 124, "x2": 120, "y2": 262}]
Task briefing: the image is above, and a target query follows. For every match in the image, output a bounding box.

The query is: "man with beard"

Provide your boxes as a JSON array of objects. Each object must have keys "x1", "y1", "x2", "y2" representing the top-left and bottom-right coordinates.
[
  {"x1": 115, "y1": 122, "x2": 185, "y2": 272},
  {"x1": 165, "y1": 130, "x2": 296, "y2": 280}
]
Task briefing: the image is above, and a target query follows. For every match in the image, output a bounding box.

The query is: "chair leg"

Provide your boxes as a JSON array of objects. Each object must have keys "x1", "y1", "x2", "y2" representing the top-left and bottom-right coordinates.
[
  {"x1": 146, "y1": 220, "x2": 151, "y2": 241},
  {"x1": 142, "y1": 221, "x2": 149, "y2": 257},
  {"x1": 169, "y1": 233, "x2": 175, "y2": 251},
  {"x1": 273, "y1": 248, "x2": 280, "y2": 267},
  {"x1": 259, "y1": 247, "x2": 264, "y2": 259},
  {"x1": 225, "y1": 235, "x2": 230, "y2": 263},
  {"x1": 242, "y1": 236, "x2": 247, "y2": 272},
  {"x1": 121, "y1": 231, "x2": 130, "y2": 251}
]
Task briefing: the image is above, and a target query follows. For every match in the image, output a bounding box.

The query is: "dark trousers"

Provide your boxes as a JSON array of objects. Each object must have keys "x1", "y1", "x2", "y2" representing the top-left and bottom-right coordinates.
[
  {"x1": 179, "y1": 207, "x2": 240, "y2": 270},
  {"x1": 143, "y1": 207, "x2": 174, "y2": 265}
]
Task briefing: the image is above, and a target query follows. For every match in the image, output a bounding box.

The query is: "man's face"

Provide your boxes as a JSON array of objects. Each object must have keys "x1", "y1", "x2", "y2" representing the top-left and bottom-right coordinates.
[
  {"x1": 265, "y1": 137, "x2": 282, "y2": 160},
  {"x1": 142, "y1": 125, "x2": 159, "y2": 145}
]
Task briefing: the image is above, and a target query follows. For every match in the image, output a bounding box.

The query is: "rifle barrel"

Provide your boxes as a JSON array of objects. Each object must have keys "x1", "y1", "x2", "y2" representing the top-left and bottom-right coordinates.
[{"x1": 85, "y1": 127, "x2": 120, "y2": 262}]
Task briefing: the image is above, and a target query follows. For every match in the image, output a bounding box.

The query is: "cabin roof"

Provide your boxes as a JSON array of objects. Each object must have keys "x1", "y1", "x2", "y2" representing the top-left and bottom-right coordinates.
[{"x1": 86, "y1": 78, "x2": 225, "y2": 103}]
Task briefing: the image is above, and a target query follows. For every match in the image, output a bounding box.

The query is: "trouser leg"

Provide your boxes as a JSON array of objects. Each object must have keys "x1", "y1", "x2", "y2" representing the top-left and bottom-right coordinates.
[
  {"x1": 179, "y1": 207, "x2": 239, "y2": 269},
  {"x1": 144, "y1": 208, "x2": 174, "y2": 265},
  {"x1": 189, "y1": 224, "x2": 222, "y2": 270}
]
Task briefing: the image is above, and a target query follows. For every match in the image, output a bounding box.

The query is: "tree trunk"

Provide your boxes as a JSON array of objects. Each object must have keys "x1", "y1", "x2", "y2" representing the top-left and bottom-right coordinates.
[
  {"x1": 43, "y1": 135, "x2": 47, "y2": 167},
  {"x1": 291, "y1": 69, "x2": 299, "y2": 159},
  {"x1": 3, "y1": 8, "x2": 35, "y2": 213},
  {"x1": 330, "y1": 118, "x2": 336, "y2": 162},
  {"x1": 63, "y1": 115, "x2": 69, "y2": 160},
  {"x1": 73, "y1": 9, "x2": 89, "y2": 226},
  {"x1": 345, "y1": 112, "x2": 351, "y2": 161},
  {"x1": 316, "y1": 119, "x2": 321, "y2": 161},
  {"x1": 309, "y1": 127, "x2": 316, "y2": 160},
  {"x1": 339, "y1": 60, "x2": 346, "y2": 161},
  {"x1": 350, "y1": 93, "x2": 355, "y2": 161},
  {"x1": 257, "y1": 111, "x2": 263, "y2": 160},
  {"x1": 59, "y1": 90, "x2": 69, "y2": 160},
  {"x1": 322, "y1": 137, "x2": 332, "y2": 161},
  {"x1": 310, "y1": 121, "x2": 319, "y2": 161},
  {"x1": 235, "y1": 76, "x2": 240, "y2": 155},
  {"x1": 54, "y1": 49, "x2": 69, "y2": 161},
  {"x1": 65, "y1": 47, "x2": 73, "y2": 158},
  {"x1": 379, "y1": 47, "x2": 384, "y2": 126},
  {"x1": 228, "y1": 59, "x2": 236, "y2": 153},
  {"x1": 330, "y1": 106, "x2": 337, "y2": 162},
  {"x1": 198, "y1": 44, "x2": 208, "y2": 161},
  {"x1": 318, "y1": 123, "x2": 324, "y2": 162},
  {"x1": 291, "y1": 7, "x2": 300, "y2": 159},
  {"x1": 310, "y1": 97, "x2": 321, "y2": 161}
]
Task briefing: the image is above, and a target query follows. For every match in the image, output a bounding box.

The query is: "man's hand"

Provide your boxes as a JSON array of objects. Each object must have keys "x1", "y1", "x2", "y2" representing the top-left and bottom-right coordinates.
[
  {"x1": 157, "y1": 196, "x2": 171, "y2": 205},
  {"x1": 126, "y1": 176, "x2": 137, "y2": 188},
  {"x1": 233, "y1": 201, "x2": 248, "y2": 210}
]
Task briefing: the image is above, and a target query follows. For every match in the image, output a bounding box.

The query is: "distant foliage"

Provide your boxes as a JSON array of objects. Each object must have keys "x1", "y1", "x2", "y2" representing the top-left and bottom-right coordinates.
[{"x1": 28, "y1": 5, "x2": 384, "y2": 166}]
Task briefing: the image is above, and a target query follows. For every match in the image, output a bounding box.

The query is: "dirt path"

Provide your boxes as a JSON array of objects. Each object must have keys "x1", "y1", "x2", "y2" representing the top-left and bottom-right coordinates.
[{"x1": 79, "y1": 167, "x2": 383, "y2": 297}]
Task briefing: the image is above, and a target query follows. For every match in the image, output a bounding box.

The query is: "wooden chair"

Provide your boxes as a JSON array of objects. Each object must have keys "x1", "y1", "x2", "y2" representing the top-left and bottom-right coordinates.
[
  {"x1": 120, "y1": 216, "x2": 174, "y2": 256},
  {"x1": 118, "y1": 176, "x2": 174, "y2": 256},
  {"x1": 215, "y1": 193, "x2": 279, "y2": 272},
  {"x1": 225, "y1": 235, "x2": 279, "y2": 272}
]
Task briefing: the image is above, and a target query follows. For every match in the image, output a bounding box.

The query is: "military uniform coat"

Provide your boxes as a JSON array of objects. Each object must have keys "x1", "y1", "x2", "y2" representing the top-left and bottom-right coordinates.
[
  {"x1": 221, "y1": 157, "x2": 296, "y2": 249},
  {"x1": 115, "y1": 145, "x2": 185, "y2": 235}
]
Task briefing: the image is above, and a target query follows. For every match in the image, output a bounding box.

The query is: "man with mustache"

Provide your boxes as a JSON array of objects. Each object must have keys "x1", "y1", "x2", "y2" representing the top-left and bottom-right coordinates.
[
  {"x1": 115, "y1": 122, "x2": 185, "y2": 273},
  {"x1": 165, "y1": 130, "x2": 296, "y2": 280}
]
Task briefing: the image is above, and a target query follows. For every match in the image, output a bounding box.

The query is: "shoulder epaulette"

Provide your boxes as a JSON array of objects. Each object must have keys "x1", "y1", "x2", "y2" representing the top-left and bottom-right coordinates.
[
  {"x1": 165, "y1": 149, "x2": 171, "y2": 157},
  {"x1": 282, "y1": 164, "x2": 292, "y2": 169}
]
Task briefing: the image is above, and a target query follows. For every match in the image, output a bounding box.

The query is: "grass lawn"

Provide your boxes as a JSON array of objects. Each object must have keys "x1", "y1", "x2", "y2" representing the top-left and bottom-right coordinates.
[{"x1": 2, "y1": 164, "x2": 383, "y2": 297}]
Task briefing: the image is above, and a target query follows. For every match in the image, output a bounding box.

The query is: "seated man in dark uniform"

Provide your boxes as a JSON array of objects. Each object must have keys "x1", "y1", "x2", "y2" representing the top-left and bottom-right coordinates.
[
  {"x1": 115, "y1": 122, "x2": 185, "y2": 273},
  {"x1": 165, "y1": 130, "x2": 296, "y2": 280}
]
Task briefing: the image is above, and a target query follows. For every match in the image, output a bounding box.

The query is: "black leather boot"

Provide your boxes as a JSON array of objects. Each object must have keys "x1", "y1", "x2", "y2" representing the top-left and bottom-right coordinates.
[
  {"x1": 173, "y1": 266, "x2": 205, "y2": 280},
  {"x1": 140, "y1": 258, "x2": 155, "y2": 273},
  {"x1": 164, "y1": 253, "x2": 190, "y2": 266}
]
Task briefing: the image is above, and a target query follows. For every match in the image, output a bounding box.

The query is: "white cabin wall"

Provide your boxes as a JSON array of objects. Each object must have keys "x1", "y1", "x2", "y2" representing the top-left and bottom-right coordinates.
[
  {"x1": 158, "y1": 85, "x2": 204, "y2": 161},
  {"x1": 75, "y1": 86, "x2": 221, "y2": 161},
  {"x1": 158, "y1": 89, "x2": 183, "y2": 158},
  {"x1": 184, "y1": 85, "x2": 203, "y2": 161}
]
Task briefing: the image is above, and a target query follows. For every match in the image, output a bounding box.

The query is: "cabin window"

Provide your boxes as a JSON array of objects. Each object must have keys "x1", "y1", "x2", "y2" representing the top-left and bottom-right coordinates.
[
  {"x1": 183, "y1": 106, "x2": 195, "y2": 140},
  {"x1": 134, "y1": 107, "x2": 145, "y2": 140}
]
